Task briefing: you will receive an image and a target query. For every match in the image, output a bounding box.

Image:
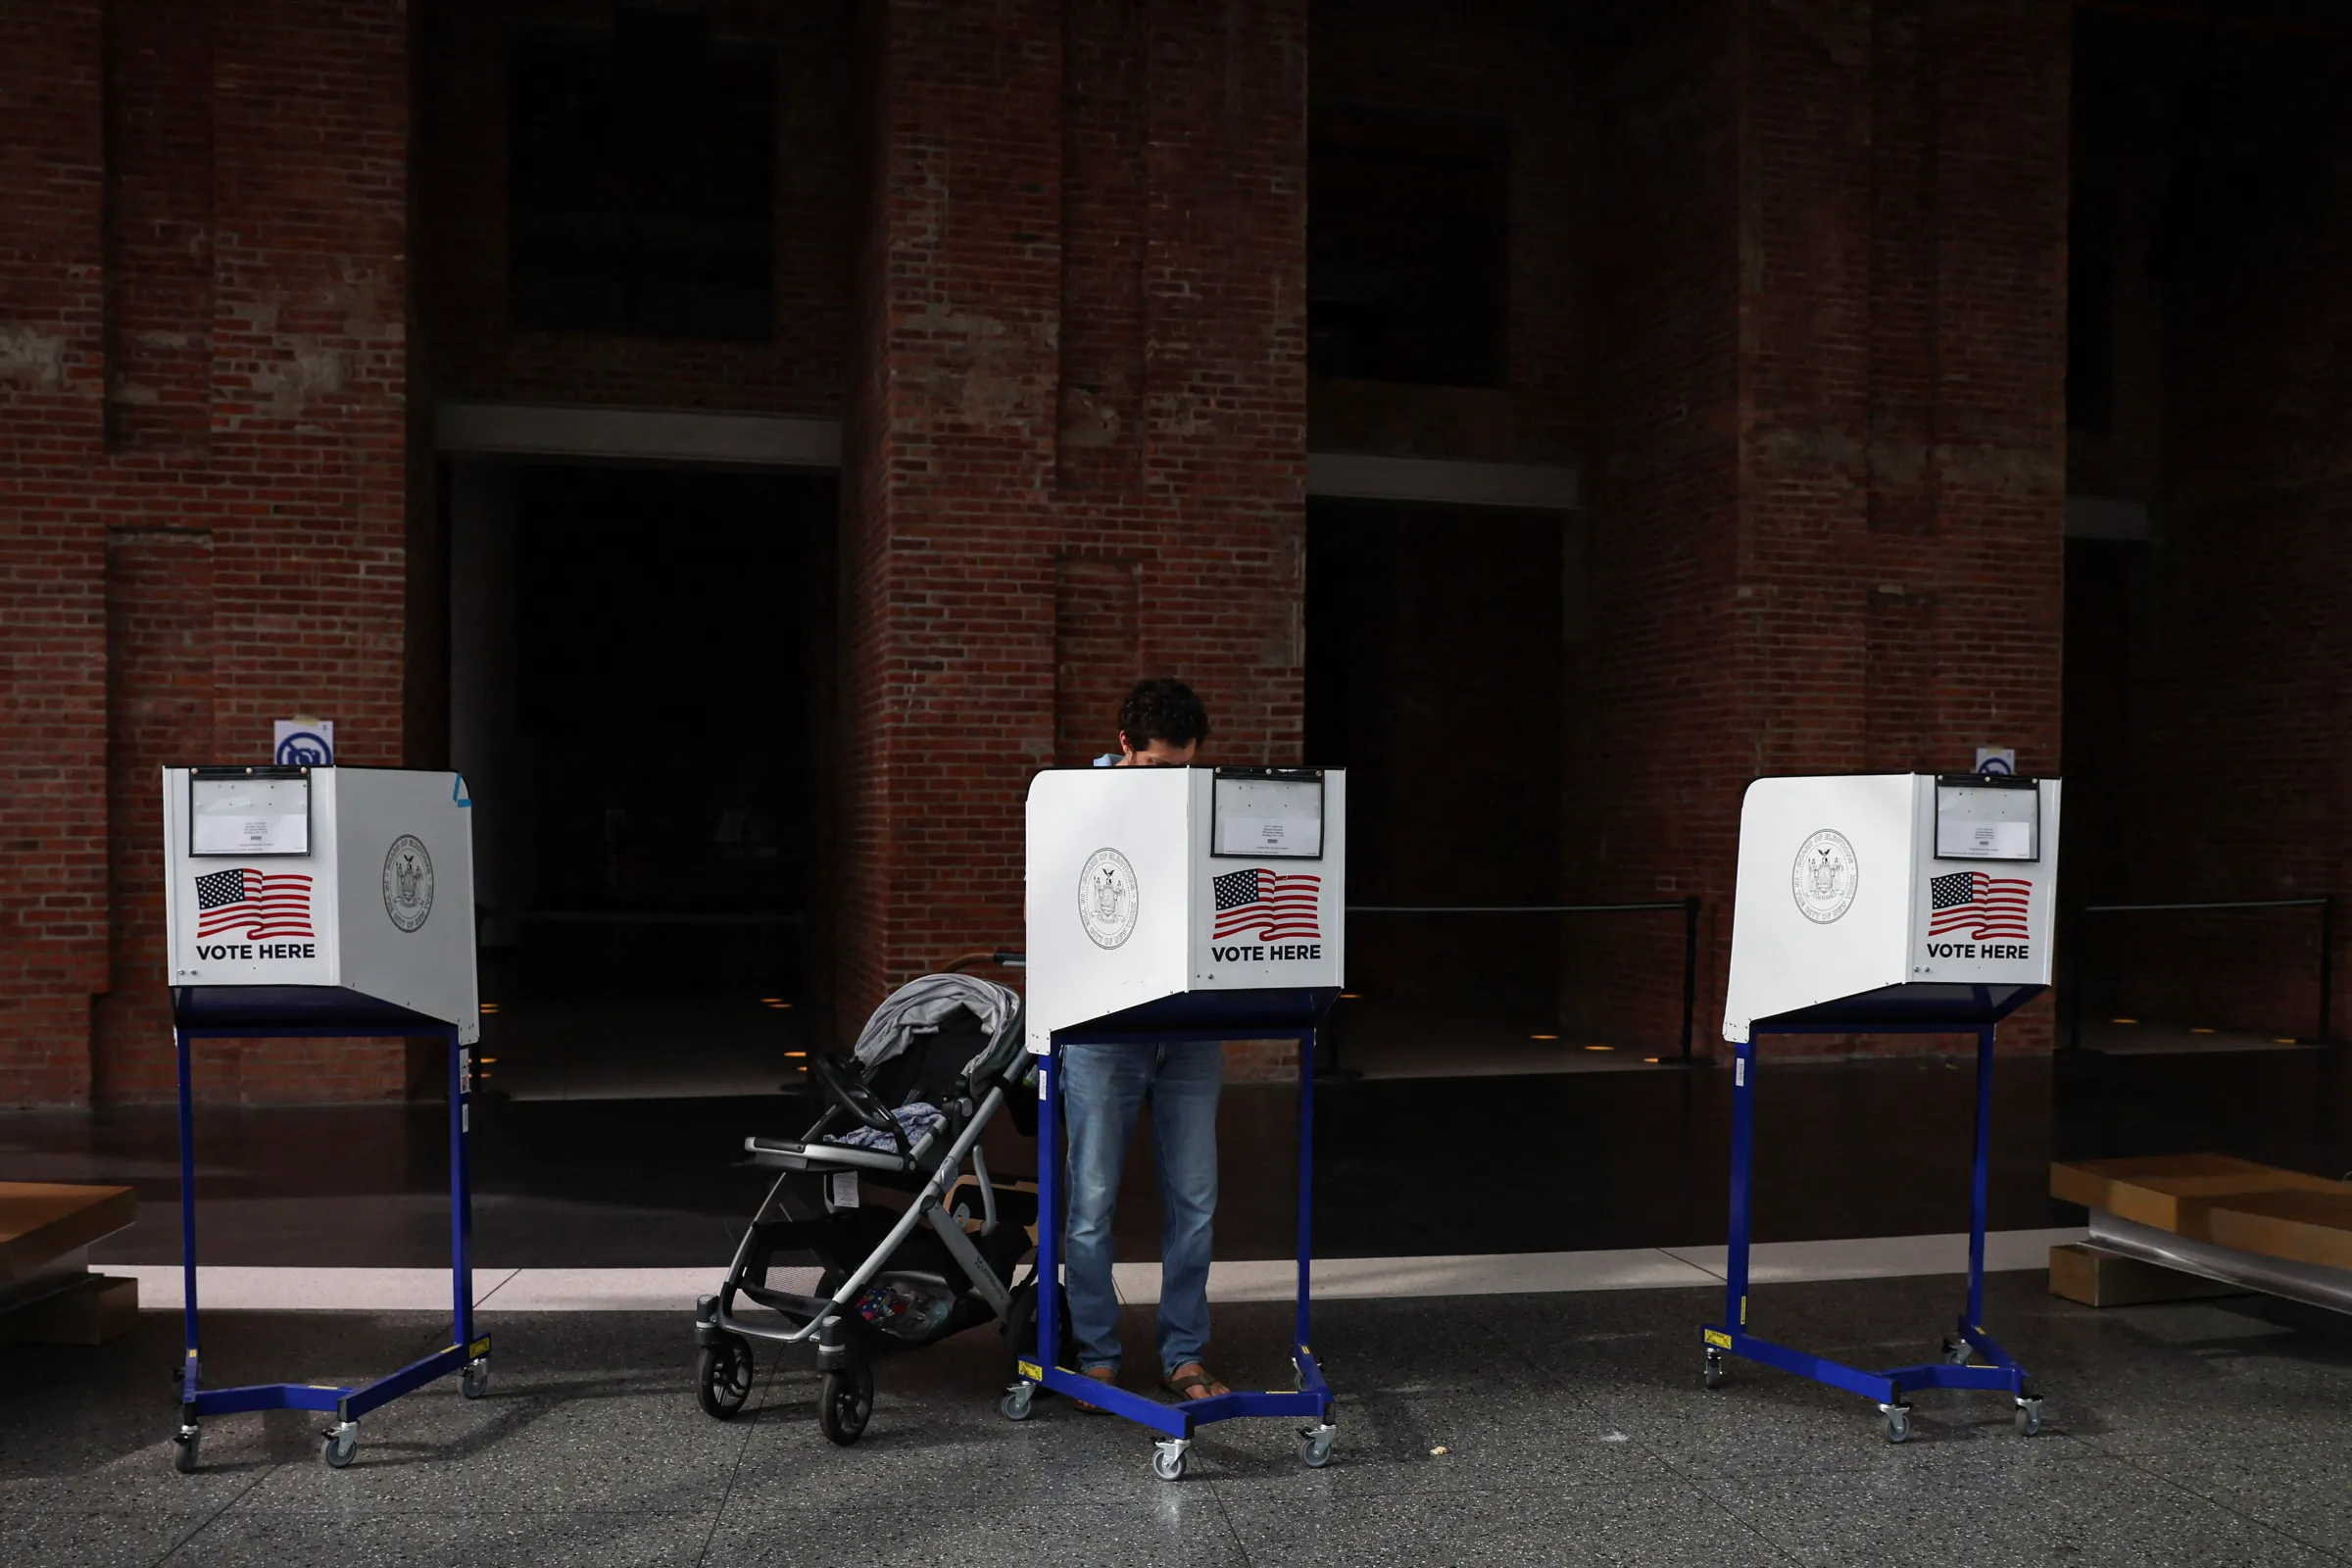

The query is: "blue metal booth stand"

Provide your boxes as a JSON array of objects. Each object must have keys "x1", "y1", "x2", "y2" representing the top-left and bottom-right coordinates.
[
  {"x1": 169, "y1": 993, "x2": 487, "y2": 1472},
  {"x1": 1703, "y1": 986, "x2": 2045, "y2": 1444},
  {"x1": 1708, "y1": 770, "x2": 2060, "y2": 1442},
  {"x1": 161, "y1": 762, "x2": 485, "y2": 1471},
  {"x1": 1004, "y1": 990, "x2": 1339, "y2": 1483}
]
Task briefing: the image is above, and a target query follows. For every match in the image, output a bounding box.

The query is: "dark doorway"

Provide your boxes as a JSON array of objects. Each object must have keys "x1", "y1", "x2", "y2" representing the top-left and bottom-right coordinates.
[
  {"x1": 453, "y1": 463, "x2": 837, "y2": 1100},
  {"x1": 1306, "y1": 501, "x2": 1574, "y2": 1075}
]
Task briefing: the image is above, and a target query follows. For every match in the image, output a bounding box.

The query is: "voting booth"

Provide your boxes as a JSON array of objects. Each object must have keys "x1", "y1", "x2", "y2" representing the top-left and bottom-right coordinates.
[
  {"x1": 1008, "y1": 766, "x2": 1344, "y2": 1480},
  {"x1": 160, "y1": 765, "x2": 489, "y2": 1472},
  {"x1": 1707, "y1": 772, "x2": 2061, "y2": 1443}
]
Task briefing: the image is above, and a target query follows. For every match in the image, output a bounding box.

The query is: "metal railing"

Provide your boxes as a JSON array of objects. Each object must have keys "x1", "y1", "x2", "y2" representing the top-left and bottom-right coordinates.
[
  {"x1": 2066, "y1": 894, "x2": 2335, "y2": 1051},
  {"x1": 1344, "y1": 895, "x2": 1703, "y2": 1062},
  {"x1": 497, "y1": 909, "x2": 807, "y2": 927}
]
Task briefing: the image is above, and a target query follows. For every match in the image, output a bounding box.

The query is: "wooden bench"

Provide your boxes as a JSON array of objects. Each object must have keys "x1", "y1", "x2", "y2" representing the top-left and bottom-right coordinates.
[
  {"x1": 0, "y1": 1183, "x2": 140, "y2": 1344},
  {"x1": 2049, "y1": 1153, "x2": 2352, "y2": 1309}
]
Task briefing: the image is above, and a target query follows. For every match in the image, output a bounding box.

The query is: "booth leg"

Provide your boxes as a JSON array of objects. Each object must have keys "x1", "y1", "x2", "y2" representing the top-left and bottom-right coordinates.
[
  {"x1": 1032, "y1": 1052, "x2": 1058, "y2": 1379},
  {"x1": 1724, "y1": 1038, "x2": 1756, "y2": 1340},
  {"x1": 1296, "y1": 1028, "x2": 1314, "y2": 1356},
  {"x1": 1703, "y1": 1036, "x2": 1757, "y2": 1389},
  {"x1": 1965, "y1": 1025, "x2": 1994, "y2": 1335},
  {"x1": 173, "y1": 1028, "x2": 203, "y2": 1467},
  {"x1": 448, "y1": 1027, "x2": 487, "y2": 1396}
]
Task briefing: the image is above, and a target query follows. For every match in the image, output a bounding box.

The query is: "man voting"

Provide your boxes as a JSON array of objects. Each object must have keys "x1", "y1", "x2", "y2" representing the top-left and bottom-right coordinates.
[
  {"x1": 1065, "y1": 677, "x2": 1228, "y2": 1404},
  {"x1": 1018, "y1": 687, "x2": 1344, "y2": 1475}
]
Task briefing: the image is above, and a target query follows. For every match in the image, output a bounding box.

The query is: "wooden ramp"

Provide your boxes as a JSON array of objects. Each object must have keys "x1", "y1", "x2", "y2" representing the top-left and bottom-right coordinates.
[
  {"x1": 0, "y1": 1182, "x2": 139, "y2": 1344},
  {"x1": 2049, "y1": 1154, "x2": 2352, "y2": 1308}
]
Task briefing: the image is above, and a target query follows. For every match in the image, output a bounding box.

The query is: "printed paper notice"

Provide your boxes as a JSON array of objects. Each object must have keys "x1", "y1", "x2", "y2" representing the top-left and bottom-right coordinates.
[
  {"x1": 1211, "y1": 774, "x2": 1325, "y2": 858},
  {"x1": 1936, "y1": 818, "x2": 2034, "y2": 859},
  {"x1": 191, "y1": 775, "x2": 311, "y2": 856},
  {"x1": 1215, "y1": 815, "x2": 1324, "y2": 858},
  {"x1": 1935, "y1": 781, "x2": 2037, "y2": 860}
]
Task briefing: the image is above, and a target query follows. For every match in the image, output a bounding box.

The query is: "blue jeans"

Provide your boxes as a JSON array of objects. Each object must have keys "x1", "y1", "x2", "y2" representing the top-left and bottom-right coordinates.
[{"x1": 1060, "y1": 1039, "x2": 1222, "y2": 1376}]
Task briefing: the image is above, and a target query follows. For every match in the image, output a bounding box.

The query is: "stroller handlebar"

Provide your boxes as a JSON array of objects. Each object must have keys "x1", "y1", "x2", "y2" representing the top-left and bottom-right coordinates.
[{"x1": 940, "y1": 950, "x2": 1026, "y2": 974}]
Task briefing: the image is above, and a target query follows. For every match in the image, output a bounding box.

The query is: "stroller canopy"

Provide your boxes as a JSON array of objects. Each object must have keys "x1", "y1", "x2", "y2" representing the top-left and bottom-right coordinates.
[{"x1": 850, "y1": 973, "x2": 1024, "y2": 1086}]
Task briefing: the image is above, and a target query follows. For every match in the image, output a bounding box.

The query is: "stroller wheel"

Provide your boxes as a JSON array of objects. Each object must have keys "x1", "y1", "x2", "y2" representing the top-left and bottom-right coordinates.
[
  {"x1": 696, "y1": 1335, "x2": 756, "y2": 1421},
  {"x1": 818, "y1": 1362, "x2": 873, "y2": 1446}
]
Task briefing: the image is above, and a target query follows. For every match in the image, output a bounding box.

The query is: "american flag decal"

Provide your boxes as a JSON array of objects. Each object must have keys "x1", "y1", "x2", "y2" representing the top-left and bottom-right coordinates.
[
  {"x1": 1211, "y1": 868, "x2": 1321, "y2": 941},
  {"x1": 1929, "y1": 870, "x2": 2031, "y2": 940},
  {"x1": 195, "y1": 867, "x2": 315, "y2": 940}
]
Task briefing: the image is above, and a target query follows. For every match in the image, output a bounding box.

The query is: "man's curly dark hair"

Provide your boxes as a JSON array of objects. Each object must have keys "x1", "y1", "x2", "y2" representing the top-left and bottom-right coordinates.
[{"x1": 1118, "y1": 677, "x2": 1210, "y2": 752}]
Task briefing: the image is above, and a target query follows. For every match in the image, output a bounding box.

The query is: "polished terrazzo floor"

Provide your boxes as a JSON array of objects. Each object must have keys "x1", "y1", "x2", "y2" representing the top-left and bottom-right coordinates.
[{"x1": 7, "y1": 1271, "x2": 2352, "y2": 1566}]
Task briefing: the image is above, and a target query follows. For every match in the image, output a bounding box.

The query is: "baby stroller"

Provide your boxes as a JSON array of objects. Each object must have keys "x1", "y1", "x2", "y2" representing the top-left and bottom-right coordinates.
[{"x1": 692, "y1": 967, "x2": 1062, "y2": 1445}]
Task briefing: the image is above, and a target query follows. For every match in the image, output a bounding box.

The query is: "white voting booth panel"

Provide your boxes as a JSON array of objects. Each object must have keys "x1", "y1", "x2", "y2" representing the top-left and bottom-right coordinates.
[
  {"x1": 1723, "y1": 773, "x2": 2061, "y2": 1043},
  {"x1": 1024, "y1": 767, "x2": 1346, "y2": 1052},
  {"x1": 162, "y1": 766, "x2": 480, "y2": 1043}
]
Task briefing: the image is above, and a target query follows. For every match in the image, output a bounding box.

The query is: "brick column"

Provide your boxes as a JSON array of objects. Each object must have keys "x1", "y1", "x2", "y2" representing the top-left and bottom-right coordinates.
[
  {"x1": 0, "y1": 2, "x2": 109, "y2": 1105},
  {"x1": 840, "y1": 0, "x2": 1307, "y2": 1029},
  {"x1": 1, "y1": 1, "x2": 413, "y2": 1105},
  {"x1": 1581, "y1": 0, "x2": 2067, "y2": 1058}
]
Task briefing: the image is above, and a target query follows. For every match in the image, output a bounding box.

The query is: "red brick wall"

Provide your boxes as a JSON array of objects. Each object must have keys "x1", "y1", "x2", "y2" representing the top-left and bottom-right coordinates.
[
  {"x1": 414, "y1": 0, "x2": 853, "y2": 417},
  {"x1": 1, "y1": 1, "x2": 110, "y2": 1105},
  {"x1": 0, "y1": 0, "x2": 2125, "y2": 1096},
  {"x1": 94, "y1": 530, "x2": 215, "y2": 1102},
  {"x1": 1577, "y1": 0, "x2": 2069, "y2": 1059},
  {"x1": 838, "y1": 0, "x2": 1309, "y2": 1025},
  {"x1": 0, "y1": 0, "x2": 413, "y2": 1105}
]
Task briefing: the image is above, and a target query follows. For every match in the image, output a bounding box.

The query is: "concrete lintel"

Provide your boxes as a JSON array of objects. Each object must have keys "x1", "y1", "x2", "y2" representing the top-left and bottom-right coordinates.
[
  {"x1": 433, "y1": 402, "x2": 843, "y2": 469},
  {"x1": 1306, "y1": 452, "x2": 1580, "y2": 511},
  {"x1": 432, "y1": 405, "x2": 1587, "y2": 512}
]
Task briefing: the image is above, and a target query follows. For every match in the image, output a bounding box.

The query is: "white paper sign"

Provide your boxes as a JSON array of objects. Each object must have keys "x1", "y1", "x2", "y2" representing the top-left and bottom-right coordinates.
[
  {"x1": 1214, "y1": 815, "x2": 1324, "y2": 857},
  {"x1": 190, "y1": 774, "x2": 311, "y2": 856},
  {"x1": 1938, "y1": 818, "x2": 2034, "y2": 858},
  {"x1": 1211, "y1": 774, "x2": 1324, "y2": 858},
  {"x1": 1973, "y1": 747, "x2": 2015, "y2": 776},
  {"x1": 1936, "y1": 780, "x2": 2038, "y2": 860},
  {"x1": 273, "y1": 719, "x2": 335, "y2": 766}
]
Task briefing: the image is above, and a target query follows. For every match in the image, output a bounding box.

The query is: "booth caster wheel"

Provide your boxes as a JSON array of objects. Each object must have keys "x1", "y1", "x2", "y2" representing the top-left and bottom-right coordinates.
[
  {"x1": 1000, "y1": 1381, "x2": 1037, "y2": 1423},
  {"x1": 1152, "y1": 1438, "x2": 1191, "y2": 1483},
  {"x1": 2015, "y1": 1396, "x2": 2042, "y2": 1438},
  {"x1": 1702, "y1": 1349, "x2": 1725, "y2": 1390},
  {"x1": 696, "y1": 1335, "x2": 755, "y2": 1421},
  {"x1": 1880, "y1": 1402, "x2": 1912, "y2": 1445},
  {"x1": 818, "y1": 1362, "x2": 873, "y2": 1447},
  {"x1": 1941, "y1": 1336, "x2": 1974, "y2": 1366},
  {"x1": 321, "y1": 1421, "x2": 359, "y2": 1469},
  {"x1": 1298, "y1": 1423, "x2": 1337, "y2": 1469},
  {"x1": 172, "y1": 1423, "x2": 200, "y2": 1473},
  {"x1": 462, "y1": 1356, "x2": 491, "y2": 1400}
]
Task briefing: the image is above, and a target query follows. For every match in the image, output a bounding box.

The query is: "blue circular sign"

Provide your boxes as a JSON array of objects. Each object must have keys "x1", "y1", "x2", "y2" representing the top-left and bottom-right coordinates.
[{"x1": 275, "y1": 730, "x2": 333, "y2": 765}]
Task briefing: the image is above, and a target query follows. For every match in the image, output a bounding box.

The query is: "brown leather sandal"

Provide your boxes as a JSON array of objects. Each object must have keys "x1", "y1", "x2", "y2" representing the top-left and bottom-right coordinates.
[
  {"x1": 1162, "y1": 1362, "x2": 1230, "y2": 1401},
  {"x1": 1073, "y1": 1365, "x2": 1118, "y2": 1412}
]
